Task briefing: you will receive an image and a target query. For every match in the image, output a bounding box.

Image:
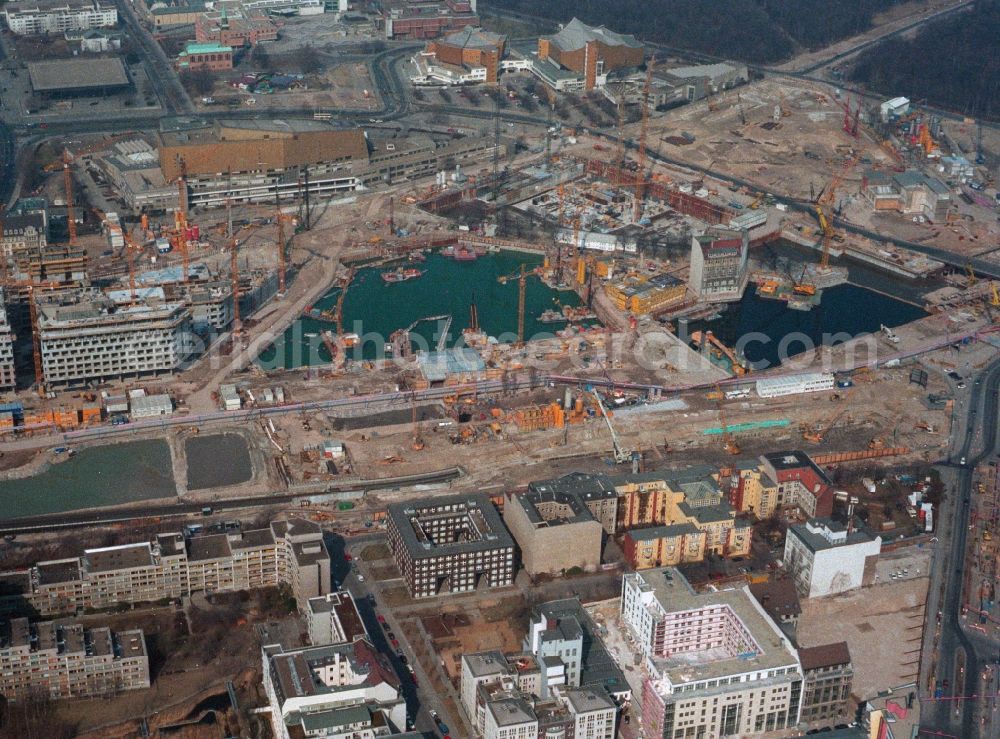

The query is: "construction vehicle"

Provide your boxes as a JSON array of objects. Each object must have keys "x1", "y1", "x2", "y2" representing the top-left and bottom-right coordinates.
[
  {"x1": 590, "y1": 390, "x2": 633, "y2": 464},
  {"x1": 690, "y1": 330, "x2": 748, "y2": 375},
  {"x1": 713, "y1": 383, "x2": 741, "y2": 455},
  {"x1": 991, "y1": 282, "x2": 1000, "y2": 308},
  {"x1": 966, "y1": 262, "x2": 977, "y2": 287},
  {"x1": 411, "y1": 397, "x2": 424, "y2": 451},
  {"x1": 803, "y1": 390, "x2": 853, "y2": 443}
]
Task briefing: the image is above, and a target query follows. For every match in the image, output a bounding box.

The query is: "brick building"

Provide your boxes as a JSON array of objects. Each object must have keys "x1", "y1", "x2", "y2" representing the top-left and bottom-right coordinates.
[
  {"x1": 415, "y1": 26, "x2": 504, "y2": 84},
  {"x1": 382, "y1": 0, "x2": 478, "y2": 40},
  {"x1": 758, "y1": 450, "x2": 835, "y2": 519},
  {"x1": 534, "y1": 18, "x2": 643, "y2": 91},
  {"x1": 386, "y1": 494, "x2": 515, "y2": 598},
  {"x1": 194, "y1": 6, "x2": 276, "y2": 48},
  {"x1": 176, "y1": 41, "x2": 233, "y2": 72}
]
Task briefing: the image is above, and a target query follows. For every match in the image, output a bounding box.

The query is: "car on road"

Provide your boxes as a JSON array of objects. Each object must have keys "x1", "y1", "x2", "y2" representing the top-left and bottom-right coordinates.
[
  {"x1": 356, "y1": 573, "x2": 365, "y2": 582},
  {"x1": 948, "y1": 371, "x2": 963, "y2": 381},
  {"x1": 398, "y1": 654, "x2": 408, "y2": 665},
  {"x1": 344, "y1": 553, "x2": 353, "y2": 561},
  {"x1": 376, "y1": 614, "x2": 386, "y2": 624}
]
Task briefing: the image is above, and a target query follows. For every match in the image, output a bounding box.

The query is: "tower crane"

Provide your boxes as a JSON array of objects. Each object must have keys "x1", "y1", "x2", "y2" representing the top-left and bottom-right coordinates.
[
  {"x1": 590, "y1": 390, "x2": 633, "y2": 464},
  {"x1": 497, "y1": 264, "x2": 540, "y2": 346},
  {"x1": 230, "y1": 234, "x2": 241, "y2": 336},
  {"x1": 62, "y1": 151, "x2": 77, "y2": 245},
  {"x1": 634, "y1": 56, "x2": 656, "y2": 222},
  {"x1": 175, "y1": 156, "x2": 189, "y2": 282}
]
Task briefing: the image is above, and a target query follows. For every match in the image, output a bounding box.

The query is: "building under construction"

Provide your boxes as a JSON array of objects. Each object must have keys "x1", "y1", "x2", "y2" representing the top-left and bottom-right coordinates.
[
  {"x1": 36, "y1": 289, "x2": 193, "y2": 385},
  {"x1": 156, "y1": 118, "x2": 503, "y2": 211},
  {"x1": 0, "y1": 291, "x2": 15, "y2": 391}
]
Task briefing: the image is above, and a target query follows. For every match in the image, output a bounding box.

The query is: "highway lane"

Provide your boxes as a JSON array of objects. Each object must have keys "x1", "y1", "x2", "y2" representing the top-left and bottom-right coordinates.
[
  {"x1": 921, "y1": 357, "x2": 1000, "y2": 737},
  {"x1": 112, "y1": 0, "x2": 192, "y2": 114}
]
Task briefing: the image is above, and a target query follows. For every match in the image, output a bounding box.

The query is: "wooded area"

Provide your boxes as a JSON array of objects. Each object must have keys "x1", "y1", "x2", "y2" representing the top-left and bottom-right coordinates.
[
  {"x1": 487, "y1": 0, "x2": 904, "y2": 63},
  {"x1": 849, "y1": 0, "x2": 1000, "y2": 121}
]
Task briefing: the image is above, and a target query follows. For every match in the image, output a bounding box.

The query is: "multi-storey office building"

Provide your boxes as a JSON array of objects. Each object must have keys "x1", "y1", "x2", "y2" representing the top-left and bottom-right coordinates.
[
  {"x1": 386, "y1": 494, "x2": 515, "y2": 598},
  {"x1": 621, "y1": 568, "x2": 804, "y2": 738},
  {"x1": 799, "y1": 642, "x2": 854, "y2": 726}
]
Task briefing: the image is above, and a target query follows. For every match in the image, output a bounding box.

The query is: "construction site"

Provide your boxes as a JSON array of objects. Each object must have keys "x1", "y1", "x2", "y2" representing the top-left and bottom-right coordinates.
[{"x1": 0, "y1": 43, "x2": 997, "y2": 509}]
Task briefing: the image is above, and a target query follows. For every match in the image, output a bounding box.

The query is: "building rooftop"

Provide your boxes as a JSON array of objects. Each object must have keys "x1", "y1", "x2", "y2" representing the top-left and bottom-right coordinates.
[
  {"x1": 664, "y1": 62, "x2": 742, "y2": 79},
  {"x1": 439, "y1": 25, "x2": 503, "y2": 50},
  {"x1": 415, "y1": 347, "x2": 485, "y2": 382},
  {"x1": 389, "y1": 493, "x2": 514, "y2": 558},
  {"x1": 564, "y1": 687, "x2": 615, "y2": 714},
  {"x1": 528, "y1": 471, "x2": 617, "y2": 501},
  {"x1": 748, "y1": 579, "x2": 801, "y2": 621},
  {"x1": 533, "y1": 598, "x2": 630, "y2": 697},
  {"x1": 28, "y1": 57, "x2": 129, "y2": 92},
  {"x1": 307, "y1": 591, "x2": 367, "y2": 643},
  {"x1": 187, "y1": 533, "x2": 233, "y2": 561},
  {"x1": 799, "y1": 641, "x2": 851, "y2": 671},
  {"x1": 84, "y1": 543, "x2": 155, "y2": 572},
  {"x1": 549, "y1": 17, "x2": 642, "y2": 52},
  {"x1": 625, "y1": 522, "x2": 702, "y2": 540},
  {"x1": 489, "y1": 696, "x2": 536, "y2": 727},
  {"x1": 35, "y1": 558, "x2": 82, "y2": 585},
  {"x1": 787, "y1": 518, "x2": 877, "y2": 553},
  {"x1": 630, "y1": 568, "x2": 800, "y2": 686}
]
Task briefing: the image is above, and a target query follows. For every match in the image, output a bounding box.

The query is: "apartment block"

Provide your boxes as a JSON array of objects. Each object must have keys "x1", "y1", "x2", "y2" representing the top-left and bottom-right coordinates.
[
  {"x1": 621, "y1": 569, "x2": 803, "y2": 738},
  {"x1": 0, "y1": 519, "x2": 330, "y2": 616},
  {"x1": 262, "y1": 639, "x2": 407, "y2": 739},
  {"x1": 36, "y1": 289, "x2": 193, "y2": 386},
  {"x1": 0, "y1": 212, "x2": 47, "y2": 256},
  {"x1": 525, "y1": 599, "x2": 631, "y2": 704},
  {"x1": 756, "y1": 450, "x2": 835, "y2": 518},
  {"x1": 783, "y1": 519, "x2": 881, "y2": 599},
  {"x1": 4, "y1": 0, "x2": 117, "y2": 36},
  {"x1": 461, "y1": 650, "x2": 542, "y2": 721},
  {"x1": 0, "y1": 617, "x2": 148, "y2": 701},
  {"x1": 474, "y1": 679, "x2": 617, "y2": 739},
  {"x1": 306, "y1": 590, "x2": 367, "y2": 646},
  {"x1": 799, "y1": 642, "x2": 853, "y2": 726},
  {"x1": 386, "y1": 494, "x2": 515, "y2": 598}
]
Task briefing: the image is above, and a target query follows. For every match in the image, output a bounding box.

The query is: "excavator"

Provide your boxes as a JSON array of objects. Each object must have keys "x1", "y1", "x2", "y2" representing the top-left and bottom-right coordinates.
[{"x1": 713, "y1": 383, "x2": 741, "y2": 456}]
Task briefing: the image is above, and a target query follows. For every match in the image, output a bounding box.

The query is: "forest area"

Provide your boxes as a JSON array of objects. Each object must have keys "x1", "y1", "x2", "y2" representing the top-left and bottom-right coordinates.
[
  {"x1": 486, "y1": 0, "x2": 905, "y2": 63},
  {"x1": 849, "y1": 0, "x2": 1000, "y2": 120}
]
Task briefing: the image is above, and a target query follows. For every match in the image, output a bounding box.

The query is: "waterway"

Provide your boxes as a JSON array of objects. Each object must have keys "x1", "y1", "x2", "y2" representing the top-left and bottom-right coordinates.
[
  {"x1": 0, "y1": 439, "x2": 175, "y2": 520},
  {"x1": 258, "y1": 250, "x2": 591, "y2": 369},
  {"x1": 684, "y1": 283, "x2": 927, "y2": 370}
]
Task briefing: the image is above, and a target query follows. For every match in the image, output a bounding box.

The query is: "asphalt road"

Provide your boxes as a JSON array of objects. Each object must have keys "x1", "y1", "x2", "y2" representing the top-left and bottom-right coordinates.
[{"x1": 921, "y1": 358, "x2": 1000, "y2": 737}]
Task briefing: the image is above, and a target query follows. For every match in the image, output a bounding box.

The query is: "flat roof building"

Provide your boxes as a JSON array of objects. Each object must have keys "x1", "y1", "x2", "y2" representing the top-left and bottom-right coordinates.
[
  {"x1": 28, "y1": 57, "x2": 130, "y2": 98},
  {"x1": 4, "y1": 0, "x2": 117, "y2": 35},
  {"x1": 413, "y1": 26, "x2": 505, "y2": 85},
  {"x1": 0, "y1": 519, "x2": 329, "y2": 617},
  {"x1": 382, "y1": 0, "x2": 478, "y2": 40},
  {"x1": 784, "y1": 519, "x2": 881, "y2": 599},
  {"x1": 306, "y1": 590, "x2": 368, "y2": 646},
  {"x1": 262, "y1": 639, "x2": 406, "y2": 739},
  {"x1": 0, "y1": 292, "x2": 14, "y2": 392},
  {"x1": 0, "y1": 617, "x2": 148, "y2": 701},
  {"x1": 387, "y1": 494, "x2": 515, "y2": 598},
  {"x1": 621, "y1": 568, "x2": 803, "y2": 737},
  {"x1": 503, "y1": 479, "x2": 609, "y2": 577},
  {"x1": 36, "y1": 289, "x2": 193, "y2": 386}
]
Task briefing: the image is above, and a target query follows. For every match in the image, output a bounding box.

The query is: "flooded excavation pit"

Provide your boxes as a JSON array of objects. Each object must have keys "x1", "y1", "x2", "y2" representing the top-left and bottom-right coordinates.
[
  {"x1": 185, "y1": 433, "x2": 253, "y2": 490},
  {"x1": 0, "y1": 439, "x2": 175, "y2": 520}
]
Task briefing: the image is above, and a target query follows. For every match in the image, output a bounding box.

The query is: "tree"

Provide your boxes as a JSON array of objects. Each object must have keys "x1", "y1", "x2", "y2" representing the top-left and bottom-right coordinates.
[
  {"x1": 182, "y1": 68, "x2": 215, "y2": 96},
  {"x1": 292, "y1": 45, "x2": 322, "y2": 75},
  {"x1": 251, "y1": 44, "x2": 272, "y2": 71}
]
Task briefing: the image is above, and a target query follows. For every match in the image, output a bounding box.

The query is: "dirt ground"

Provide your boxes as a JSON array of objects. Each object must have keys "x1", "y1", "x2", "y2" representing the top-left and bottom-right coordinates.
[{"x1": 797, "y1": 574, "x2": 928, "y2": 700}]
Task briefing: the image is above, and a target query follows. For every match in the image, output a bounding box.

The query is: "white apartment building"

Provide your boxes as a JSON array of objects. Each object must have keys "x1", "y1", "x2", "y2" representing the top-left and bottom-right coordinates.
[
  {"x1": 0, "y1": 519, "x2": 330, "y2": 616},
  {"x1": 306, "y1": 591, "x2": 368, "y2": 646},
  {"x1": 4, "y1": 0, "x2": 117, "y2": 35},
  {"x1": 36, "y1": 289, "x2": 193, "y2": 385},
  {"x1": 0, "y1": 618, "x2": 148, "y2": 701},
  {"x1": 755, "y1": 373, "x2": 836, "y2": 399},
  {"x1": 262, "y1": 639, "x2": 407, "y2": 739},
  {"x1": 621, "y1": 569, "x2": 803, "y2": 738},
  {"x1": 783, "y1": 518, "x2": 882, "y2": 598}
]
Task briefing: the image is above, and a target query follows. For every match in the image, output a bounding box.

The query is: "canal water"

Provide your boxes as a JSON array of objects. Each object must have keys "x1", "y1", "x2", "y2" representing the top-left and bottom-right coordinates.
[
  {"x1": 0, "y1": 439, "x2": 175, "y2": 520},
  {"x1": 684, "y1": 283, "x2": 927, "y2": 370},
  {"x1": 258, "y1": 250, "x2": 590, "y2": 369}
]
